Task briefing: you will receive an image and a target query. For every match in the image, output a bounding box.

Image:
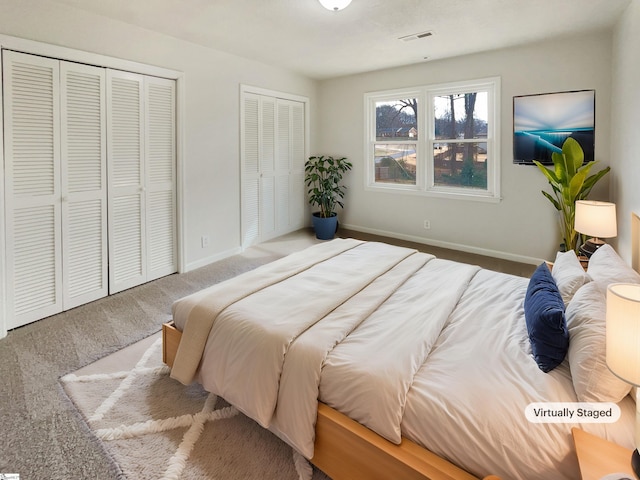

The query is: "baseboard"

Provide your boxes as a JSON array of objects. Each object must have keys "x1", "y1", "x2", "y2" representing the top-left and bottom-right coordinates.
[
  {"x1": 341, "y1": 223, "x2": 543, "y2": 266},
  {"x1": 184, "y1": 246, "x2": 243, "y2": 272}
]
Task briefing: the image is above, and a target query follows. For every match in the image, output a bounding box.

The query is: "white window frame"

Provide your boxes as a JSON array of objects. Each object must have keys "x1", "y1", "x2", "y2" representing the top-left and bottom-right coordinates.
[
  {"x1": 365, "y1": 76, "x2": 501, "y2": 202},
  {"x1": 365, "y1": 88, "x2": 423, "y2": 192}
]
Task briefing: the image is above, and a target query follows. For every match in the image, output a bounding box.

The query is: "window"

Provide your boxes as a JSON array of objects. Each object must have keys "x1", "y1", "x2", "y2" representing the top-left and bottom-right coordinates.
[
  {"x1": 366, "y1": 77, "x2": 500, "y2": 201},
  {"x1": 373, "y1": 95, "x2": 419, "y2": 187}
]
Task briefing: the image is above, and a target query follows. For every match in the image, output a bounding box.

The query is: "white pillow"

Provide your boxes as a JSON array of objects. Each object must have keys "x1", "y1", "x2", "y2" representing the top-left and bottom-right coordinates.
[
  {"x1": 551, "y1": 250, "x2": 590, "y2": 305},
  {"x1": 566, "y1": 281, "x2": 631, "y2": 403},
  {"x1": 587, "y1": 244, "x2": 640, "y2": 287}
]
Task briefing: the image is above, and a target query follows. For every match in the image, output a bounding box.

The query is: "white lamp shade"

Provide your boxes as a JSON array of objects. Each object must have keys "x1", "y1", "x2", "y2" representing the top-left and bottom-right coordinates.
[
  {"x1": 574, "y1": 200, "x2": 617, "y2": 238},
  {"x1": 318, "y1": 0, "x2": 352, "y2": 11},
  {"x1": 606, "y1": 283, "x2": 640, "y2": 386}
]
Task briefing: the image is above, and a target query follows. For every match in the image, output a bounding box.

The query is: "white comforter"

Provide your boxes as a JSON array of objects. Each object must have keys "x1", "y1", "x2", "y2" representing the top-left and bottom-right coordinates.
[{"x1": 171, "y1": 239, "x2": 635, "y2": 480}]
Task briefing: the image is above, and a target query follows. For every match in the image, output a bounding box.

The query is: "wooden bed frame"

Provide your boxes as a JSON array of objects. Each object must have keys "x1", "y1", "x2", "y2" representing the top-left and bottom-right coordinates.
[{"x1": 162, "y1": 322, "x2": 500, "y2": 480}]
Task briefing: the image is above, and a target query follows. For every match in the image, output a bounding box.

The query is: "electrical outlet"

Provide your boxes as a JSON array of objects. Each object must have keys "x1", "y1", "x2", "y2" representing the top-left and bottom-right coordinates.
[
  {"x1": 423, "y1": 220, "x2": 431, "y2": 230},
  {"x1": 201, "y1": 235, "x2": 210, "y2": 248}
]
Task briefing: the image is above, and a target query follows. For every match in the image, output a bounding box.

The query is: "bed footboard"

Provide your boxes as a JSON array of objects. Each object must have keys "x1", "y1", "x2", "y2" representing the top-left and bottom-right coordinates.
[
  {"x1": 313, "y1": 402, "x2": 477, "y2": 480},
  {"x1": 161, "y1": 322, "x2": 497, "y2": 480},
  {"x1": 162, "y1": 321, "x2": 181, "y2": 367}
]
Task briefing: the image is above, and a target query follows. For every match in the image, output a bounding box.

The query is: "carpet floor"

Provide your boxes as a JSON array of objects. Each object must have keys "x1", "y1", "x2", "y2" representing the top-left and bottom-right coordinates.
[{"x1": 0, "y1": 230, "x2": 321, "y2": 480}]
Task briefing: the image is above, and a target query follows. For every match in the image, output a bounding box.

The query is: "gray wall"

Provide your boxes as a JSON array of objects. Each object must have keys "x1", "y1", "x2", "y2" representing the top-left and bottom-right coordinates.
[
  {"x1": 611, "y1": 0, "x2": 640, "y2": 263},
  {"x1": 0, "y1": 0, "x2": 629, "y2": 267},
  {"x1": 316, "y1": 32, "x2": 614, "y2": 263},
  {"x1": 0, "y1": 0, "x2": 318, "y2": 271}
]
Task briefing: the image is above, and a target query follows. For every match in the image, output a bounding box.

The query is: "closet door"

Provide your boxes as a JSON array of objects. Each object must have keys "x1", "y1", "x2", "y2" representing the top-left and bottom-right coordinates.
[
  {"x1": 241, "y1": 94, "x2": 278, "y2": 246},
  {"x1": 144, "y1": 76, "x2": 177, "y2": 281},
  {"x1": 259, "y1": 96, "x2": 277, "y2": 241},
  {"x1": 276, "y1": 99, "x2": 306, "y2": 234},
  {"x1": 3, "y1": 51, "x2": 62, "y2": 328},
  {"x1": 274, "y1": 100, "x2": 291, "y2": 237},
  {"x1": 3, "y1": 52, "x2": 175, "y2": 327},
  {"x1": 60, "y1": 62, "x2": 108, "y2": 308},
  {"x1": 107, "y1": 70, "x2": 146, "y2": 294},
  {"x1": 289, "y1": 101, "x2": 306, "y2": 231},
  {"x1": 241, "y1": 92, "x2": 306, "y2": 248},
  {"x1": 107, "y1": 72, "x2": 177, "y2": 293},
  {"x1": 241, "y1": 93, "x2": 261, "y2": 248}
]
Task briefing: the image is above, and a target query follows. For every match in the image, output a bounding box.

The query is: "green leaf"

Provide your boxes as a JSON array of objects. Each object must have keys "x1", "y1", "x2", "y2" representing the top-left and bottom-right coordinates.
[
  {"x1": 580, "y1": 165, "x2": 610, "y2": 199},
  {"x1": 550, "y1": 152, "x2": 567, "y2": 183},
  {"x1": 541, "y1": 190, "x2": 561, "y2": 210},
  {"x1": 563, "y1": 137, "x2": 584, "y2": 172},
  {"x1": 533, "y1": 161, "x2": 561, "y2": 188},
  {"x1": 568, "y1": 167, "x2": 589, "y2": 201}
]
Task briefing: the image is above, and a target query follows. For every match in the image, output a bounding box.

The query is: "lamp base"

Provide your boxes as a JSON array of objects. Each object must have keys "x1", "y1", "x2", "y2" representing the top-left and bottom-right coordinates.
[
  {"x1": 578, "y1": 238, "x2": 605, "y2": 258},
  {"x1": 633, "y1": 449, "x2": 640, "y2": 479}
]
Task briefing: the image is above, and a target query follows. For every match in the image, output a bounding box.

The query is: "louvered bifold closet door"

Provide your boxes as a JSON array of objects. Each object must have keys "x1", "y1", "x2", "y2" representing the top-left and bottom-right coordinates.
[
  {"x1": 241, "y1": 93, "x2": 278, "y2": 247},
  {"x1": 289, "y1": 101, "x2": 306, "y2": 231},
  {"x1": 60, "y1": 62, "x2": 108, "y2": 309},
  {"x1": 275, "y1": 101, "x2": 291, "y2": 236},
  {"x1": 144, "y1": 76, "x2": 177, "y2": 282},
  {"x1": 107, "y1": 70, "x2": 146, "y2": 294},
  {"x1": 275, "y1": 99, "x2": 305, "y2": 235},
  {"x1": 241, "y1": 92, "x2": 306, "y2": 248},
  {"x1": 3, "y1": 51, "x2": 62, "y2": 329},
  {"x1": 259, "y1": 96, "x2": 277, "y2": 241},
  {"x1": 241, "y1": 93, "x2": 260, "y2": 248}
]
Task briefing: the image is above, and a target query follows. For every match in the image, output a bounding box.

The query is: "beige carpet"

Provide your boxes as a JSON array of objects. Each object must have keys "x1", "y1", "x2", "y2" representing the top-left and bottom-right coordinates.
[{"x1": 61, "y1": 333, "x2": 330, "y2": 480}]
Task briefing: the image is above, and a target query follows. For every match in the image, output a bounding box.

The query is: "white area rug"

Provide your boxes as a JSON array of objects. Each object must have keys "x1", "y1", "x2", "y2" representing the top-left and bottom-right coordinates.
[{"x1": 61, "y1": 334, "x2": 330, "y2": 480}]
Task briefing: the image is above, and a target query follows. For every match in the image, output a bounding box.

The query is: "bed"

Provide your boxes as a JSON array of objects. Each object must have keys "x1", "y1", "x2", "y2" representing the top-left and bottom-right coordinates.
[{"x1": 164, "y1": 237, "x2": 640, "y2": 480}]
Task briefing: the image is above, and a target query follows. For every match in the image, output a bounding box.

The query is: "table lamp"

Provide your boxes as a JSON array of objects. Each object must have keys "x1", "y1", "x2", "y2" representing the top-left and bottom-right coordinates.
[
  {"x1": 606, "y1": 283, "x2": 640, "y2": 479},
  {"x1": 574, "y1": 200, "x2": 617, "y2": 258}
]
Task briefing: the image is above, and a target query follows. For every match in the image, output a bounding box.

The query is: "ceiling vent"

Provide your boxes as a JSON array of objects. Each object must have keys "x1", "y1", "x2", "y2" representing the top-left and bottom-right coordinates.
[{"x1": 398, "y1": 31, "x2": 434, "y2": 42}]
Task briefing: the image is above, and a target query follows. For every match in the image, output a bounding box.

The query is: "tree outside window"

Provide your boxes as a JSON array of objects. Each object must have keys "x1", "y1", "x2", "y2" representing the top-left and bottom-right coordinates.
[
  {"x1": 374, "y1": 99, "x2": 418, "y2": 185},
  {"x1": 365, "y1": 77, "x2": 500, "y2": 202},
  {"x1": 432, "y1": 92, "x2": 488, "y2": 189}
]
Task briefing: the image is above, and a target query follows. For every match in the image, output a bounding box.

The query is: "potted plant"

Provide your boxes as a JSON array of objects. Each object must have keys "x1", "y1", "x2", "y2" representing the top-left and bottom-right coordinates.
[
  {"x1": 534, "y1": 137, "x2": 610, "y2": 253},
  {"x1": 304, "y1": 155, "x2": 352, "y2": 240}
]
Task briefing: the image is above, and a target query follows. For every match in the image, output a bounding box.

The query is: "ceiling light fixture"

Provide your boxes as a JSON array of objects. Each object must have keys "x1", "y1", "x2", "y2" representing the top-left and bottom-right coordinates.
[{"x1": 318, "y1": 0, "x2": 352, "y2": 11}]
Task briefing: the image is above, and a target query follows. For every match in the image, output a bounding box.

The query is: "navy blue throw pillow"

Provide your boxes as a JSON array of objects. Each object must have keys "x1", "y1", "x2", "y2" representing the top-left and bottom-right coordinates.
[{"x1": 524, "y1": 263, "x2": 569, "y2": 373}]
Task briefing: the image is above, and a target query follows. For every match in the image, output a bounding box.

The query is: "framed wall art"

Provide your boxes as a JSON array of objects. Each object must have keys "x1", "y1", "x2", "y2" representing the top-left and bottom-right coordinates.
[{"x1": 513, "y1": 89, "x2": 595, "y2": 165}]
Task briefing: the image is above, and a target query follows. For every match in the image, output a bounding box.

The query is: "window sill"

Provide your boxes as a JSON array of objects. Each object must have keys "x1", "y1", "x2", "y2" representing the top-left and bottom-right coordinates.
[{"x1": 365, "y1": 183, "x2": 502, "y2": 203}]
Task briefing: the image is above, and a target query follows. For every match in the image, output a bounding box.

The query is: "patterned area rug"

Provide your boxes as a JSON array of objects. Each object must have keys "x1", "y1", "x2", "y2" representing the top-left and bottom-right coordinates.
[{"x1": 61, "y1": 334, "x2": 330, "y2": 480}]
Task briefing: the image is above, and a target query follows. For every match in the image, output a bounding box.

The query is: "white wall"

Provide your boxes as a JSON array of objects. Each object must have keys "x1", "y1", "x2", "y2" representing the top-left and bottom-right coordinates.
[
  {"x1": 0, "y1": 0, "x2": 318, "y2": 270},
  {"x1": 317, "y1": 32, "x2": 613, "y2": 263},
  {"x1": 0, "y1": 1, "x2": 625, "y2": 269},
  {"x1": 611, "y1": 0, "x2": 640, "y2": 263}
]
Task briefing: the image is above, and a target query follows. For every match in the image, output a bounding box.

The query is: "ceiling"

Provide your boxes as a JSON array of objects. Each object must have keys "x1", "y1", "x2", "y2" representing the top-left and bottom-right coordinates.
[{"x1": 52, "y1": 0, "x2": 631, "y2": 80}]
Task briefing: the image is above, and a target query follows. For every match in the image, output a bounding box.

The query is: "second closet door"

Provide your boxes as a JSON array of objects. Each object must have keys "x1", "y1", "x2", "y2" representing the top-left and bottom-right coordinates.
[
  {"x1": 107, "y1": 70, "x2": 146, "y2": 293},
  {"x1": 144, "y1": 76, "x2": 177, "y2": 283},
  {"x1": 241, "y1": 92, "x2": 305, "y2": 248},
  {"x1": 107, "y1": 71, "x2": 176, "y2": 294}
]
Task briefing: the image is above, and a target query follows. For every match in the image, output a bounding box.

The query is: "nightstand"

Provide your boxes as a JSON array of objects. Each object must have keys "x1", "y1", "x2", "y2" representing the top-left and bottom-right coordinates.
[
  {"x1": 572, "y1": 428, "x2": 635, "y2": 480},
  {"x1": 577, "y1": 255, "x2": 589, "y2": 271},
  {"x1": 545, "y1": 256, "x2": 589, "y2": 272}
]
